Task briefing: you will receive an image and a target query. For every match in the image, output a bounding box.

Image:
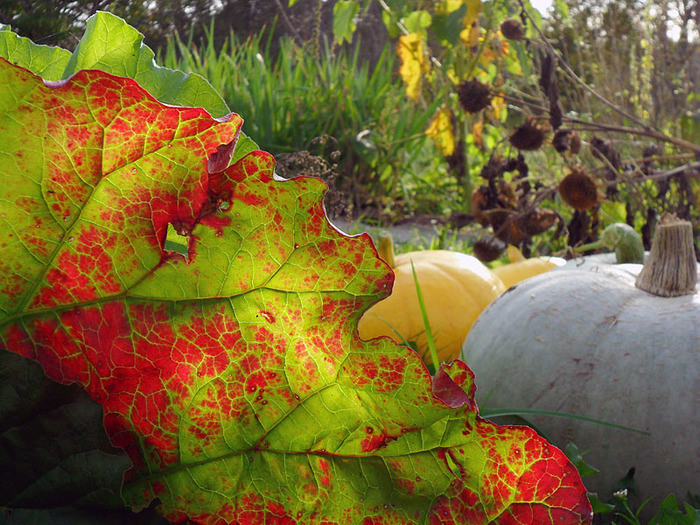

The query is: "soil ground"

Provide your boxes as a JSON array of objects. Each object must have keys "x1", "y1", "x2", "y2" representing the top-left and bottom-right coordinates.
[{"x1": 329, "y1": 216, "x2": 475, "y2": 247}]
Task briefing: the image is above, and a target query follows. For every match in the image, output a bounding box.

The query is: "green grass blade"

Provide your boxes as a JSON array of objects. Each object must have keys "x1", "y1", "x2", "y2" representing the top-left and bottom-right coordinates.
[
  {"x1": 410, "y1": 261, "x2": 441, "y2": 370},
  {"x1": 481, "y1": 408, "x2": 650, "y2": 435}
]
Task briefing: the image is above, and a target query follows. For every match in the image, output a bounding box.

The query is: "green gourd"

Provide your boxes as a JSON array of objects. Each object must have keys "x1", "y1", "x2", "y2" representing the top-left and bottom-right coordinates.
[{"x1": 573, "y1": 222, "x2": 645, "y2": 263}]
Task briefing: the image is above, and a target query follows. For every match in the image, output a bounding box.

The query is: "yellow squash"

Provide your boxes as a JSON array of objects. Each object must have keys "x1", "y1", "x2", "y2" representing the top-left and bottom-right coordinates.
[
  {"x1": 491, "y1": 245, "x2": 565, "y2": 289},
  {"x1": 358, "y1": 233, "x2": 505, "y2": 365}
]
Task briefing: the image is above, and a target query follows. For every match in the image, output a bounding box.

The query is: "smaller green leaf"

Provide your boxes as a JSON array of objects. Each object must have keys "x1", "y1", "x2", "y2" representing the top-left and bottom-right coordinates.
[
  {"x1": 564, "y1": 442, "x2": 600, "y2": 478},
  {"x1": 650, "y1": 494, "x2": 700, "y2": 525},
  {"x1": 403, "y1": 10, "x2": 432, "y2": 33},
  {"x1": 587, "y1": 493, "x2": 615, "y2": 515},
  {"x1": 680, "y1": 112, "x2": 700, "y2": 145},
  {"x1": 554, "y1": 0, "x2": 570, "y2": 20},
  {"x1": 63, "y1": 12, "x2": 230, "y2": 119},
  {"x1": 431, "y1": 4, "x2": 467, "y2": 46},
  {"x1": 333, "y1": 0, "x2": 360, "y2": 45},
  {"x1": 382, "y1": 10, "x2": 401, "y2": 38},
  {"x1": 0, "y1": 29, "x2": 71, "y2": 79}
]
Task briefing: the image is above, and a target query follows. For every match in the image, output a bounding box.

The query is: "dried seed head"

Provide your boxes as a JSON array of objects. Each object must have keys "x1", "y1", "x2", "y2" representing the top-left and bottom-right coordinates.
[
  {"x1": 552, "y1": 129, "x2": 581, "y2": 154},
  {"x1": 569, "y1": 131, "x2": 582, "y2": 154},
  {"x1": 446, "y1": 144, "x2": 465, "y2": 176},
  {"x1": 473, "y1": 240, "x2": 503, "y2": 262},
  {"x1": 471, "y1": 185, "x2": 491, "y2": 226},
  {"x1": 457, "y1": 78, "x2": 492, "y2": 114},
  {"x1": 552, "y1": 129, "x2": 570, "y2": 153},
  {"x1": 500, "y1": 18, "x2": 525, "y2": 41},
  {"x1": 496, "y1": 179, "x2": 517, "y2": 209},
  {"x1": 589, "y1": 136, "x2": 620, "y2": 168},
  {"x1": 479, "y1": 155, "x2": 507, "y2": 181},
  {"x1": 490, "y1": 210, "x2": 525, "y2": 244},
  {"x1": 549, "y1": 101, "x2": 563, "y2": 131},
  {"x1": 519, "y1": 208, "x2": 558, "y2": 235},
  {"x1": 558, "y1": 168, "x2": 598, "y2": 211},
  {"x1": 509, "y1": 117, "x2": 548, "y2": 151}
]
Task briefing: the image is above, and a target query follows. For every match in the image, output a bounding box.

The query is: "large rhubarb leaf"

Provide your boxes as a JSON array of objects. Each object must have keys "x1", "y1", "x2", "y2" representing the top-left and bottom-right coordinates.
[{"x1": 0, "y1": 57, "x2": 592, "y2": 524}]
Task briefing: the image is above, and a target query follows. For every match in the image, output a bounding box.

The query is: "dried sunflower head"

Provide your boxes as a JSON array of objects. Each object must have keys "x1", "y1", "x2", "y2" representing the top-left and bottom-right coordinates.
[
  {"x1": 490, "y1": 210, "x2": 525, "y2": 244},
  {"x1": 558, "y1": 168, "x2": 598, "y2": 211},
  {"x1": 518, "y1": 208, "x2": 558, "y2": 235},
  {"x1": 473, "y1": 240, "x2": 503, "y2": 262},
  {"x1": 457, "y1": 78, "x2": 492, "y2": 114},
  {"x1": 552, "y1": 129, "x2": 581, "y2": 154},
  {"x1": 471, "y1": 185, "x2": 492, "y2": 226},
  {"x1": 509, "y1": 117, "x2": 548, "y2": 151},
  {"x1": 569, "y1": 131, "x2": 582, "y2": 154},
  {"x1": 479, "y1": 155, "x2": 507, "y2": 181},
  {"x1": 500, "y1": 18, "x2": 525, "y2": 41}
]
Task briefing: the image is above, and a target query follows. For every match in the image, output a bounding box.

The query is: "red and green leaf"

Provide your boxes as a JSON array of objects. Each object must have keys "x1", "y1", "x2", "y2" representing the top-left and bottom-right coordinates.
[{"x1": 0, "y1": 56, "x2": 592, "y2": 524}]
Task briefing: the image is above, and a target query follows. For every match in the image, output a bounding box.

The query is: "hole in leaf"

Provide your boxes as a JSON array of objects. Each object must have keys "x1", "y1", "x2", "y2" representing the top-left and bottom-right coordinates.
[{"x1": 164, "y1": 223, "x2": 189, "y2": 260}]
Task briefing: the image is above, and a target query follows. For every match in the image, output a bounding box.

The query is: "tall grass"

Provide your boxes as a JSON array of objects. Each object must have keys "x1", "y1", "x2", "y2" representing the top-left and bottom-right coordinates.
[{"x1": 160, "y1": 26, "x2": 449, "y2": 219}]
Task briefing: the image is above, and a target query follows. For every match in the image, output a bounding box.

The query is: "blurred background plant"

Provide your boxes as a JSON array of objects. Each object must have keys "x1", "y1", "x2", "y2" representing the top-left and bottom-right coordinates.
[
  {"x1": 160, "y1": 25, "x2": 446, "y2": 222},
  {"x1": 373, "y1": 0, "x2": 700, "y2": 258},
  {"x1": 1, "y1": 0, "x2": 698, "y2": 254}
]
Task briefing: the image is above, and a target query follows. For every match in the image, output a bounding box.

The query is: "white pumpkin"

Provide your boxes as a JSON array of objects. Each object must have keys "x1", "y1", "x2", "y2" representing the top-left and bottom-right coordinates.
[{"x1": 461, "y1": 215, "x2": 699, "y2": 510}]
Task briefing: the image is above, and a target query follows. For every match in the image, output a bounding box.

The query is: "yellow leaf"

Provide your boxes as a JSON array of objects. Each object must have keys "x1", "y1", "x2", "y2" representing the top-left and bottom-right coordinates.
[
  {"x1": 397, "y1": 33, "x2": 429, "y2": 102},
  {"x1": 426, "y1": 108, "x2": 455, "y2": 157},
  {"x1": 476, "y1": 30, "x2": 511, "y2": 67},
  {"x1": 444, "y1": 0, "x2": 482, "y2": 28},
  {"x1": 471, "y1": 119, "x2": 484, "y2": 151},
  {"x1": 490, "y1": 95, "x2": 505, "y2": 120},
  {"x1": 463, "y1": 0, "x2": 482, "y2": 31},
  {"x1": 460, "y1": 23, "x2": 480, "y2": 50}
]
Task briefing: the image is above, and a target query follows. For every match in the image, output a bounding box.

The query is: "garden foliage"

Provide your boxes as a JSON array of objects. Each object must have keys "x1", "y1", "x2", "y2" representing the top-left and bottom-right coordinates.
[{"x1": 0, "y1": 12, "x2": 592, "y2": 524}]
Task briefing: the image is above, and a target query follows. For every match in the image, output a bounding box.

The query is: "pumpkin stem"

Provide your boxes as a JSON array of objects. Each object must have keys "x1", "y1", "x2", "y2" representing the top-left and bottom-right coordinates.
[
  {"x1": 635, "y1": 213, "x2": 698, "y2": 297},
  {"x1": 377, "y1": 231, "x2": 396, "y2": 268}
]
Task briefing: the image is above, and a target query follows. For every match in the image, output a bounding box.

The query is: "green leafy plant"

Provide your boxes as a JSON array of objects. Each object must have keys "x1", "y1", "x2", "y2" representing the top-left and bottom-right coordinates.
[
  {"x1": 0, "y1": 11, "x2": 594, "y2": 524},
  {"x1": 160, "y1": 24, "x2": 444, "y2": 221},
  {"x1": 564, "y1": 443, "x2": 700, "y2": 525},
  {"x1": 326, "y1": 0, "x2": 700, "y2": 259},
  {"x1": 608, "y1": 491, "x2": 700, "y2": 525}
]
